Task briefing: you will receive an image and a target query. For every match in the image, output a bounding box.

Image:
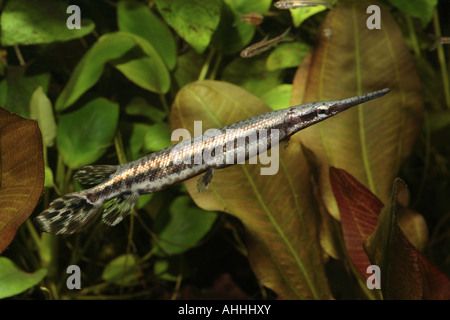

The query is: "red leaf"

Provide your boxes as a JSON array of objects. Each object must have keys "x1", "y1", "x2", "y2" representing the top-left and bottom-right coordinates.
[
  {"x1": 0, "y1": 107, "x2": 44, "y2": 253},
  {"x1": 329, "y1": 167, "x2": 383, "y2": 277}
]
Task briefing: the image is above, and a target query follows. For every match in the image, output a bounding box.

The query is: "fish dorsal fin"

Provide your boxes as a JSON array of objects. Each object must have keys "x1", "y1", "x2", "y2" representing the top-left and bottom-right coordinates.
[
  {"x1": 74, "y1": 165, "x2": 119, "y2": 188},
  {"x1": 101, "y1": 193, "x2": 140, "y2": 226}
]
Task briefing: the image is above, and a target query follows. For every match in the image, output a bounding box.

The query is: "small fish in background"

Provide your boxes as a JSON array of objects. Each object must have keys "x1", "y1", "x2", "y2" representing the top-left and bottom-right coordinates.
[
  {"x1": 240, "y1": 27, "x2": 293, "y2": 58},
  {"x1": 428, "y1": 34, "x2": 450, "y2": 51},
  {"x1": 234, "y1": 11, "x2": 264, "y2": 26},
  {"x1": 274, "y1": 0, "x2": 331, "y2": 9}
]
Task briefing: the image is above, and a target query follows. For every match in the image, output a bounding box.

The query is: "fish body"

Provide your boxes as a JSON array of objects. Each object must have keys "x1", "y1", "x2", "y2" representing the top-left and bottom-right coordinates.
[
  {"x1": 35, "y1": 88, "x2": 390, "y2": 235},
  {"x1": 240, "y1": 27, "x2": 292, "y2": 58},
  {"x1": 274, "y1": 0, "x2": 330, "y2": 9}
]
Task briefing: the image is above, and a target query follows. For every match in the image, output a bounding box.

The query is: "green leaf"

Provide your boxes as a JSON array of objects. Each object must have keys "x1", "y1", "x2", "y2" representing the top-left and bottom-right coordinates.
[
  {"x1": 124, "y1": 97, "x2": 166, "y2": 123},
  {"x1": 174, "y1": 50, "x2": 205, "y2": 89},
  {"x1": 126, "y1": 122, "x2": 151, "y2": 161},
  {"x1": 154, "y1": 0, "x2": 222, "y2": 53},
  {"x1": 0, "y1": 0, "x2": 94, "y2": 46},
  {"x1": 266, "y1": 42, "x2": 311, "y2": 71},
  {"x1": 222, "y1": 58, "x2": 284, "y2": 98},
  {"x1": 171, "y1": 80, "x2": 332, "y2": 299},
  {"x1": 143, "y1": 122, "x2": 173, "y2": 152},
  {"x1": 117, "y1": 0, "x2": 176, "y2": 70},
  {"x1": 153, "y1": 196, "x2": 217, "y2": 256},
  {"x1": 0, "y1": 69, "x2": 50, "y2": 118},
  {"x1": 261, "y1": 84, "x2": 293, "y2": 110},
  {"x1": 55, "y1": 33, "x2": 136, "y2": 111},
  {"x1": 0, "y1": 257, "x2": 47, "y2": 299},
  {"x1": 212, "y1": 0, "x2": 271, "y2": 55},
  {"x1": 112, "y1": 33, "x2": 170, "y2": 94},
  {"x1": 29, "y1": 86, "x2": 57, "y2": 147},
  {"x1": 44, "y1": 166, "x2": 54, "y2": 188},
  {"x1": 102, "y1": 254, "x2": 139, "y2": 287},
  {"x1": 388, "y1": 0, "x2": 437, "y2": 26},
  {"x1": 57, "y1": 97, "x2": 119, "y2": 169},
  {"x1": 289, "y1": 5, "x2": 328, "y2": 28}
]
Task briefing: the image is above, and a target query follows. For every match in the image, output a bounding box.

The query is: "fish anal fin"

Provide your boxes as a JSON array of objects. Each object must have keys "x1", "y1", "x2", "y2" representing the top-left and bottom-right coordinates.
[
  {"x1": 101, "y1": 193, "x2": 140, "y2": 226},
  {"x1": 197, "y1": 168, "x2": 215, "y2": 192},
  {"x1": 74, "y1": 165, "x2": 119, "y2": 188}
]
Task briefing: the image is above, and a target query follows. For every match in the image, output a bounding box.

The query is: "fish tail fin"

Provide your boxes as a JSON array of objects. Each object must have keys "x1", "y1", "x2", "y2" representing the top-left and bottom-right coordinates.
[
  {"x1": 35, "y1": 191, "x2": 102, "y2": 235},
  {"x1": 73, "y1": 164, "x2": 119, "y2": 188},
  {"x1": 428, "y1": 34, "x2": 442, "y2": 51},
  {"x1": 101, "y1": 193, "x2": 140, "y2": 226},
  {"x1": 281, "y1": 27, "x2": 294, "y2": 42}
]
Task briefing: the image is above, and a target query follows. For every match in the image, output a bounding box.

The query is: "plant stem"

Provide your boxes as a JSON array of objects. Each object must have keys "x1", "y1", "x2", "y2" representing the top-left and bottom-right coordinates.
[
  {"x1": 198, "y1": 47, "x2": 216, "y2": 81},
  {"x1": 114, "y1": 130, "x2": 128, "y2": 164},
  {"x1": 405, "y1": 14, "x2": 420, "y2": 58},
  {"x1": 433, "y1": 9, "x2": 450, "y2": 109},
  {"x1": 159, "y1": 93, "x2": 170, "y2": 116}
]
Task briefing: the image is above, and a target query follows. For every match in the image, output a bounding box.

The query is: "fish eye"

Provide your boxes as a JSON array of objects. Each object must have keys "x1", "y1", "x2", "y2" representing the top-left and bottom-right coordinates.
[{"x1": 316, "y1": 105, "x2": 330, "y2": 118}]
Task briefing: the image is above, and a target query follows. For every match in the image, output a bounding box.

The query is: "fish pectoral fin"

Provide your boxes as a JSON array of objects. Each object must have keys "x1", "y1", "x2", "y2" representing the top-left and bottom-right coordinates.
[
  {"x1": 197, "y1": 168, "x2": 215, "y2": 192},
  {"x1": 74, "y1": 165, "x2": 119, "y2": 188},
  {"x1": 101, "y1": 193, "x2": 140, "y2": 226}
]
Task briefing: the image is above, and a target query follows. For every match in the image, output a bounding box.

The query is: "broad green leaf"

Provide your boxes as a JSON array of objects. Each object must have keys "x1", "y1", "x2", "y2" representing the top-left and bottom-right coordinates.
[
  {"x1": 124, "y1": 97, "x2": 166, "y2": 123},
  {"x1": 44, "y1": 166, "x2": 54, "y2": 188},
  {"x1": 0, "y1": 107, "x2": 44, "y2": 254},
  {"x1": 266, "y1": 42, "x2": 311, "y2": 71},
  {"x1": 222, "y1": 58, "x2": 283, "y2": 98},
  {"x1": 0, "y1": 0, "x2": 94, "y2": 46},
  {"x1": 288, "y1": 5, "x2": 328, "y2": 28},
  {"x1": 153, "y1": 259, "x2": 178, "y2": 282},
  {"x1": 0, "y1": 257, "x2": 47, "y2": 299},
  {"x1": 57, "y1": 97, "x2": 119, "y2": 169},
  {"x1": 388, "y1": 0, "x2": 437, "y2": 26},
  {"x1": 30, "y1": 86, "x2": 57, "y2": 147},
  {"x1": 171, "y1": 80, "x2": 331, "y2": 299},
  {"x1": 153, "y1": 196, "x2": 217, "y2": 256},
  {"x1": 126, "y1": 122, "x2": 151, "y2": 161},
  {"x1": 261, "y1": 84, "x2": 293, "y2": 110},
  {"x1": 55, "y1": 33, "x2": 136, "y2": 111},
  {"x1": 117, "y1": 0, "x2": 176, "y2": 70},
  {"x1": 112, "y1": 33, "x2": 170, "y2": 94},
  {"x1": 212, "y1": 0, "x2": 271, "y2": 55},
  {"x1": 291, "y1": 0, "x2": 423, "y2": 220},
  {"x1": 0, "y1": 69, "x2": 50, "y2": 118},
  {"x1": 102, "y1": 254, "x2": 139, "y2": 287},
  {"x1": 143, "y1": 122, "x2": 173, "y2": 152},
  {"x1": 174, "y1": 50, "x2": 205, "y2": 89},
  {"x1": 154, "y1": 0, "x2": 222, "y2": 53},
  {"x1": 364, "y1": 179, "x2": 450, "y2": 300}
]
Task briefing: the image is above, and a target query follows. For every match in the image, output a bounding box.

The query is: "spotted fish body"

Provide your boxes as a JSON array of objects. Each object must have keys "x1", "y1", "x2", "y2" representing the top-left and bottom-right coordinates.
[{"x1": 35, "y1": 88, "x2": 390, "y2": 235}]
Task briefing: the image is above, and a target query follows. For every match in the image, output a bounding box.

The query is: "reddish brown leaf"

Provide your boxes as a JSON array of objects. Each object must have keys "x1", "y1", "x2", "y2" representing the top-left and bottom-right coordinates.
[
  {"x1": 0, "y1": 107, "x2": 44, "y2": 253},
  {"x1": 364, "y1": 179, "x2": 450, "y2": 300},
  {"x1": 329, "y1": 167, "x2": 382, "y2": 277}
]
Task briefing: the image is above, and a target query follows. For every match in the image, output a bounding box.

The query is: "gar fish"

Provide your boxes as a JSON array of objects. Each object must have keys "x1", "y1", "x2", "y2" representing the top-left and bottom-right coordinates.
[
  {"x1": 35, "y1": 88, "x2": 390, "y2": 235},
  {"x1": 240, "y1": 27, "x2": 292, "y2": 58},
  {"x1": 234, "y1": 12, "x2": 264, "y2": 26},
  {"x1": 274, "y1": 1, "x2": 331, "y2": 9}
]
